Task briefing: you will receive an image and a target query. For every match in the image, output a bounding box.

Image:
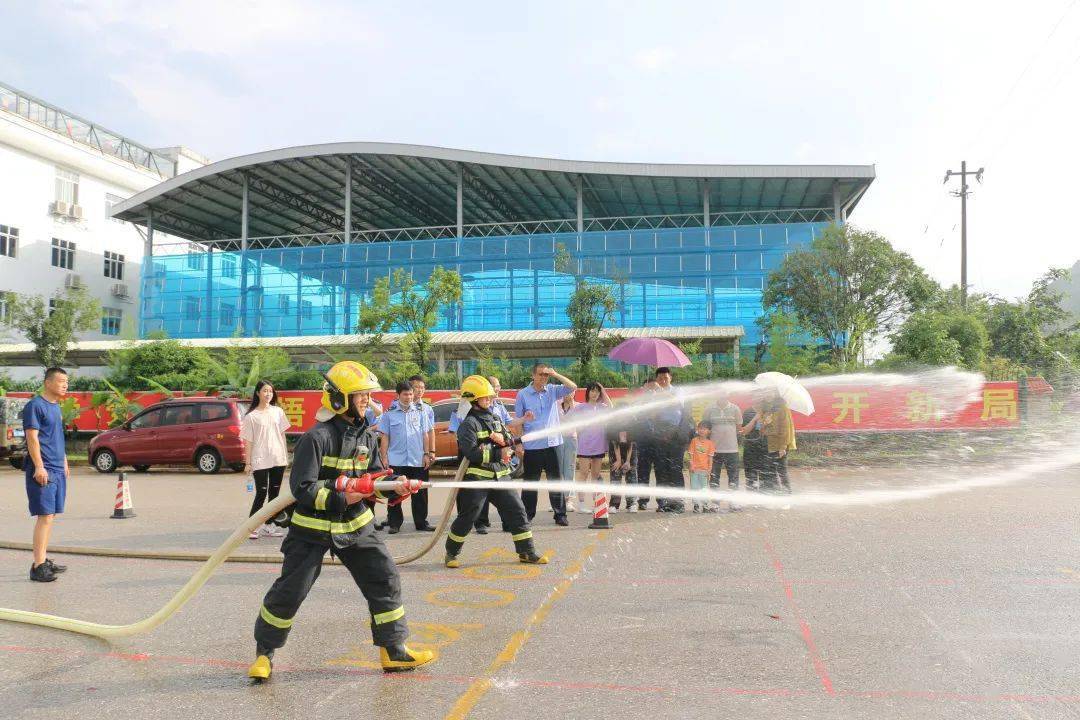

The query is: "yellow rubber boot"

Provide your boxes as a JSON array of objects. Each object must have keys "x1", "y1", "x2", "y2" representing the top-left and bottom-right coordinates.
[
  {"x1": 444, "y1": 554, "x2": 461, "y2": 569},
  {"x1": 248, "y1": 655, "x2": 272, "y2": 680},
  {"x1": 519, "y1": 552, "x2": 548, "y2": 564},
  {"x1": 380, "y1": 645, "x2": 436, "y2": 672}
]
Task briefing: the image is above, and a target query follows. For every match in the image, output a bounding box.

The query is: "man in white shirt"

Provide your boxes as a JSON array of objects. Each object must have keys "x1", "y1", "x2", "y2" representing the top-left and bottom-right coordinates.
[{"x1": 705, "y1": 391, "x2": 742, "y2": 511}]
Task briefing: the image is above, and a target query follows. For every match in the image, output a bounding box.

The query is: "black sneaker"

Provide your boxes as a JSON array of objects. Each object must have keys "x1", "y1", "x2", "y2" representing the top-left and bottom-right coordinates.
[
  {"x1": 387, "y1": 526, "x2": 400, "y2": 535},
  {"x1": 30, "y1": 563, "x2": 56, "y2": 582},
  {"x1": 45, "y1": 558, "x2": 67, "y2": 573},
  {"x1": 474, "y1": 525, "x2": 488, "y2": 535},
  {"x1": 554, "y1": 516, "x2": 569, "y2": 527}
]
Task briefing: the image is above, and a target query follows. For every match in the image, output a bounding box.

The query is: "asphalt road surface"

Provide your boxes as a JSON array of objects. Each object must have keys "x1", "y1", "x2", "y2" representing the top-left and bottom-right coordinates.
[{"x1": 0, "y1": 463, "x2": 1077, "y2": 719}]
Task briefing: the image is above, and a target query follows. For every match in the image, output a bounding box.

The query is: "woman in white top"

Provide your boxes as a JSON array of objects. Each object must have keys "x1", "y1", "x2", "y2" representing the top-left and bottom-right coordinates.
[{"x1": 241, "y1": 380, "x2": 291, "y2": 539}]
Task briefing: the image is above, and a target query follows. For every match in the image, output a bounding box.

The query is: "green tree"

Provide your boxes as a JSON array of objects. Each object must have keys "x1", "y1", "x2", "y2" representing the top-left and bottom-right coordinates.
[
  {"x1": 975, "y1": 269, "x2": 1073, "y2": 373},
  {"x1": 757, "y1": 311, "x2": 818, "y2": 376},
  {"x1": 763, "y1": 223, "x2": 936, "y2": 369},
  {"x1": 106, "y1": 336, "x2": 216, "y2": 389},
  {"x1": 357, "y1": 267, "x2": 463, "y2": 371},
  {"x1": 3, "y1": 287, "x2": 101, "y2": 367},
  {"x1": 889, "y1": 312, "x2": 963, "y2": 367},
  {"x1": 556, "y1": 243, "x2": 619, "y2": 377},
  {"x1": 206, "y1": 342, "x2": 292, "y2": 396}
]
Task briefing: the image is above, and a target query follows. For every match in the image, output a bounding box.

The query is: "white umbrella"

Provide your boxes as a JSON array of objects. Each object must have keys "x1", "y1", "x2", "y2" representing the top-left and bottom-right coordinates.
[{"x1": 754, "y1": 372, "x2": 815, "y2": 416}]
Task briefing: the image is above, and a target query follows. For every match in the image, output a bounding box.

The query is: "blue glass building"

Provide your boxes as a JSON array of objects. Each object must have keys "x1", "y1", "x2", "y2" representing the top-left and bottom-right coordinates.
[{"x1": 114, "y1": 144, "x2": 873, "y2": 366}]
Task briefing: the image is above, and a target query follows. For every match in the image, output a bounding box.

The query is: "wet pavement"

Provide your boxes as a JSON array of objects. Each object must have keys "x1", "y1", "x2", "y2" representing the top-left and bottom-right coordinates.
[{"x1": 1, "y1": 463, "x2": 1078, "y2": 719}]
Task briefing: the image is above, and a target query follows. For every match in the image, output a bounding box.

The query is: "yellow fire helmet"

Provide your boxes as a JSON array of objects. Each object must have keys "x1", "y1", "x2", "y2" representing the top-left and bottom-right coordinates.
[
  {"x1": 321, "y1": 360, "x2": 381, "y2": 414},
  {"x1": 459, "y1": 375, "x2": 496, "y2": 402}
]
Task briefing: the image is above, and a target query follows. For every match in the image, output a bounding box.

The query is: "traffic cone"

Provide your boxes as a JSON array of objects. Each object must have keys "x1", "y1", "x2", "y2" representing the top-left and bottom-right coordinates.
[
  {"x1": 588, "y1": 490, "x2": 612, "y2": 529},
  {"x1": 111, "y1": 472, "x2": 136, "y2": 519}
]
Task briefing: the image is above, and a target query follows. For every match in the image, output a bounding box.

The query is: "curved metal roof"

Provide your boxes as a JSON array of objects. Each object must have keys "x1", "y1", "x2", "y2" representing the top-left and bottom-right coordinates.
[{"x1": 112, "y1": 141, "x2": 874, "y2": 242}]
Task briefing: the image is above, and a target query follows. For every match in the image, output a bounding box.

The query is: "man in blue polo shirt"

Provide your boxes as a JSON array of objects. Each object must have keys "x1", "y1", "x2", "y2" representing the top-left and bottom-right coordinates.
[
  {"x1": 378, "y1": 381, "x2": 435, "y2": 533},
  {"x1": 23, "y1": 367, "x2": 71, "y2": 582},
  {"x1": 515, "y1": 363, "x2": 577, "y2": 526}
]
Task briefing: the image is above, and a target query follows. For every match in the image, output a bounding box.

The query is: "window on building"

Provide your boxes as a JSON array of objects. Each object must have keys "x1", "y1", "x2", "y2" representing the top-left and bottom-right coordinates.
[
  {"x1": 278, "y1": 295, "x2": 290, "y2": 312},
  {"x1": 186, "y1": 252, "x2": 204, "y2": 271},
  {"x1": 101, "y1": 307, "x2": 122, "y2": 335},
  {"x1": 219, "y1": 301, "x2": 235, "y2": 330},
  {"x1": 0, "y1": 224, "x2": 18, "y2": 258},
  {"x1": 55, "y1": 167, "x2": 79, "y2": 206},
  {"x1": 301, "y1": 299, "x2": 313, "y2": 319},
  {"x1": 221, "y1": 254, "x2": 237, "y2": 279},
  {"x1": 105, "y1": 193, "x2": 125, "y2": 223},
  {"x1": 51, "y1": 238, "x2": 75, "y2": 269},
  {"x1": 184, "y1": 295, "x2": 202, "y2": 317},
  {"x1": 104, "y1": 251, "x2": 125, "y2": 280},
  {"x1": 48, "y1": 298, "x2": 57, "y2": 316}
]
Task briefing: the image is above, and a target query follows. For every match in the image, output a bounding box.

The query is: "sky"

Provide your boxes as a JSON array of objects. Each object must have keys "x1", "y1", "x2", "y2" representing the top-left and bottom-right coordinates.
[{"x1": 2, "y1": 0, "x2": 1078, "y2": 300}]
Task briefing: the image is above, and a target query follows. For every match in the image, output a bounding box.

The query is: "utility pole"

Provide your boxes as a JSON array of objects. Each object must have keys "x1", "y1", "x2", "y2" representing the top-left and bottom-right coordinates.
[{"x1": 943, "y1": 161, "x2": 984, "y2": 308}]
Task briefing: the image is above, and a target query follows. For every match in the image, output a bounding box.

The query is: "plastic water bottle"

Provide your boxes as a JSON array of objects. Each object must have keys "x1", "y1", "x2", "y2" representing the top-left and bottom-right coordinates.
[{"x1": 246, "y1": 477, "x2": 254, "y2": 493}]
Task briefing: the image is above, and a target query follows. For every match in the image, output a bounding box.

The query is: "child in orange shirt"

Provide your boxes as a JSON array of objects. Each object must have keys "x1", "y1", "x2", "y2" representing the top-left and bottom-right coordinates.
[{"x1": 687, "y1": 420, "x2": 716, "y2": 513}]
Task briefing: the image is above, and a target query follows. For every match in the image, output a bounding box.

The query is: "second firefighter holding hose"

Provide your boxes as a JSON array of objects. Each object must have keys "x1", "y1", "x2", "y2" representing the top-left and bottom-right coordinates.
[
  {"x1": 444, "y1": 375, "x2": 548, "y2": 569},
  {"x1": 248, "y1": 361, "x2": 433, "y2": 681}
]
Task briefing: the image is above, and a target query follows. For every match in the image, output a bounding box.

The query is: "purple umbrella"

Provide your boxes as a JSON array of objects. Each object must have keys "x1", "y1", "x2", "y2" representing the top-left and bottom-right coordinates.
[{"x1": 607, "y1": 337, "x2": 692, "y2": 367}]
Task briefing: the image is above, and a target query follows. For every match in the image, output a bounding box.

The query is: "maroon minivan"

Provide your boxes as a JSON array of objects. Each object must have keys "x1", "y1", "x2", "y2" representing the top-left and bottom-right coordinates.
[{"x1": 89, "y1": 397, "x2": 249, "y2": 474}]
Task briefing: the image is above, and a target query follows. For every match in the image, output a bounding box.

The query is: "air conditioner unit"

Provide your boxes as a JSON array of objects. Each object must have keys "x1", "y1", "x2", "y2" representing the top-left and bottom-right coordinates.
[
  {"x1": 50, "y1": 200, "x2": 70, "y2": 216},
  {"x1": 111, "y1": 283, "x2": 130, "y2": 299},
  {"x1": 64, "y1": 273, "x2": 83, "y2": 289},
  {"x1": 70, "y1": 204, "x2": 84, "y2": 220}
]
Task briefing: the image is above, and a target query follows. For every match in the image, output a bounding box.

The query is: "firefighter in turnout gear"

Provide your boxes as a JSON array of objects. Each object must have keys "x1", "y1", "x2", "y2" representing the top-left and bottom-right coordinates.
[
  {"x1": 248, "y1": 361, "x2": 435, "y2": 681},
  {"x1": 444, "y1": 376, "x2": 548, "y2": 569}
]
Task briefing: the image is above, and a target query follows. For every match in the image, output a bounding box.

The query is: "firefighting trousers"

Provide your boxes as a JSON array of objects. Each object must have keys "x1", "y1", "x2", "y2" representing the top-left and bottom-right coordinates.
[
  {"x1": 446, "y1": 487, "x2": 535, "y2": 557},
  {"x1": 254, "y1": 532, "x2": 408, "y2": 651}
]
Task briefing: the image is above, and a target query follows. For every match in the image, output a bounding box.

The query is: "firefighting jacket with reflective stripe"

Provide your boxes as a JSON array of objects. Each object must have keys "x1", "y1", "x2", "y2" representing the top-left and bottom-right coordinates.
[
  {"x1": 288, "y1": 415, "x2": 386, "y2": 548},
  {"x1": 456, "y1": 406, "x2": 513, "y2": 481}
]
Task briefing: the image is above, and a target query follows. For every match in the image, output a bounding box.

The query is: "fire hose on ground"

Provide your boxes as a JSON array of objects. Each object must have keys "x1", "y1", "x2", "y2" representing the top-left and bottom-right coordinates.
[{"x1": 0, "y1": 460, "x2": 470, "y2": 640}]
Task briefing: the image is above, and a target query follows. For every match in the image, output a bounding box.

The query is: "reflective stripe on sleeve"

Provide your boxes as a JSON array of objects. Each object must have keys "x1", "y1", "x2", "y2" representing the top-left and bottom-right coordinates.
[
  {"x1": 291, "y1": 508, "x2": 374, "y2": 534},
  {"x1": 465, "y1": 467, "x2": 512, "y2": 479},
  {"x1": 314, "y1": 487, "x2": 330, "y2": 511}
]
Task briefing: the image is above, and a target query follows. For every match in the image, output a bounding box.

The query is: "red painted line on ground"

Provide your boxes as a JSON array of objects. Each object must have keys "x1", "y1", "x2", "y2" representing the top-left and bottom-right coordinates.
[
  {"x1": 762, "y1": 539, "x2": 835, "y2": 696},
  {"x1": 2, "y1": 644, "x2": 1079, "y2": 704}
]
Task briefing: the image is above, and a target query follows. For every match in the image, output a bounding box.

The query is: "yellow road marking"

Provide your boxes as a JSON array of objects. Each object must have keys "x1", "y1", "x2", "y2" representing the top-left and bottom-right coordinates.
[
  {"x1": 326, "y1": 623, "x2": 483, "y2": 669},
  {"x1": 443, "y1": 542, "x2": 598, "y2": 720},
  {"x1": 462, "y1": 564, "x2": 543, "y2": 581},
  {"x1": 1059, "y1": 568, "x2": 1076, "y2": 576}
]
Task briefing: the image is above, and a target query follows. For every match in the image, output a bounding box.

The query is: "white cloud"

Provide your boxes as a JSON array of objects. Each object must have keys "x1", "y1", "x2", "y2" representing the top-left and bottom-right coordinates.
[{"x1": 634, "y1": 46, "x2": 673, "y2": 72}]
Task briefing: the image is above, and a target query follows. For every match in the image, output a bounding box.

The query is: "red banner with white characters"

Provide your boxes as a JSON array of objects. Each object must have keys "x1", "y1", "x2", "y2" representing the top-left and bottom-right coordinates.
[{"x1": 10, "y1": 381, "x2": 1020, "y2": 434}]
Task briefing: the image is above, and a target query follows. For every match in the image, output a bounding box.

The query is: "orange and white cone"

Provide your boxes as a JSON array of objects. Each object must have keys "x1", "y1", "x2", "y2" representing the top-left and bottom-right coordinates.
[
  {"x1": 111, "y1": 472, "x2": 136, "y2": 519},
  {"x1": 588, "y1": 490, "x2": 612, "y2": 529}
]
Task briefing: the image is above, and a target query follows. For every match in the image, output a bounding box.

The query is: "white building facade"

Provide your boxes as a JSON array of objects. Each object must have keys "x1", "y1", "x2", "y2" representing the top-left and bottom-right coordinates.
[{"x1": 0, "y1": 82, "x2": 205, "y2": 375}]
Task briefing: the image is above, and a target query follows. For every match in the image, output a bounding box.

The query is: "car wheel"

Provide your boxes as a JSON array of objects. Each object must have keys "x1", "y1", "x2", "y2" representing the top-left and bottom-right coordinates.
[
  {"x1": 93, "y1": 449, "x2": 118, "y2": 473},
  {"x1": 195, "y1": 447, "x2": 222, "y2": 474},
  {"x1": 9, "y1": 456, "x2": 23, "y2": 471},
  {"x1": 133, "y1": 465, "x2": 151, "y2": 473}
]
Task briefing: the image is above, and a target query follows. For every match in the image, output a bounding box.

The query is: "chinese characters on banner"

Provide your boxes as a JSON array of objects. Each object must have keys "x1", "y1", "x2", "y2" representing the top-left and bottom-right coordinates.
[
  {"x1": 793, "y1": 381, "x2": 1019, "y2": 432},
  {"x1": 13, "y1": 382, "x2": 1021, "y2": 434}
]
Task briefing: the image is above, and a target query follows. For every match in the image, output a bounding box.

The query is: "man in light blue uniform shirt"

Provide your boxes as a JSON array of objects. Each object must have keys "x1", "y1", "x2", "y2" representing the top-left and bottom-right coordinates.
[
  {"x1": 378, "y1": 381, "x2": 435, "y2": 533},
  {"x1": 515, "y1": 363, "x2": 577, "y2": 526}
]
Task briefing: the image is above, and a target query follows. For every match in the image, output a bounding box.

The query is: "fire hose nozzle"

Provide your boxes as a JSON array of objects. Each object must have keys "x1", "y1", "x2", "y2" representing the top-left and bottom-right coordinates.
[{"x1": 334, "y1": 469, "x2": 394, "y2": 495}]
